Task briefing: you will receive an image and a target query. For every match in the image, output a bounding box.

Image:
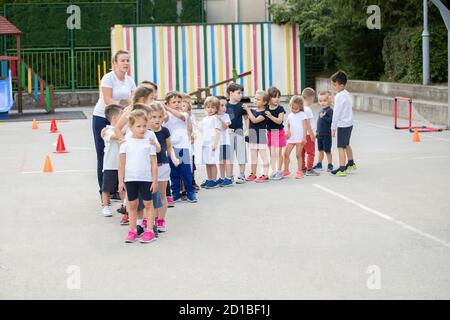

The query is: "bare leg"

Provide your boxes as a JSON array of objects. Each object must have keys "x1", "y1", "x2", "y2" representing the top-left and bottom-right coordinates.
[
  {"x1": 345, "y1": 145, "x2": 353, "y2": 162},
  {"x1": 277, "y1": 147, "x2": 283, "y2": 171},
  {"x1": 259, "y1": 149, "x2": 270, "y2": 176},
  {"x1": 210, "y1": 164, "x2": 218, "y2": 181},
  {"x1": 157, "y1": 181, "x2": 168, "y2": 220},
  {"x1": 250, "y1": 148, "x2": 258, "y2": 175},
  {"x1": 338, "y1": 147, "x2": 346, "y2": 167},
  {"x1": 128, "y1": 200, "x2": 138, "y2": 230},
  {"x1": 283, "y1": 144, "x2": 294, "y2": 172},
  {"x1": 295, "y1": 144, "x2": 304, "y2": 171},
  {"x1": 325, "y1": 152, "x2": 333, "y2": 165},
  {"x1": 143, "y1": 200, "x2": 154, "y2": 230},
  {"x1": 318, "y1": 150, "x2": 324, "y2": 163},
  {"x1": 219, "y1": 163, "x2": 226, "y2": 178},
  {"x1": 101, "y1": 192, "x2": 110, "y2": 207}
]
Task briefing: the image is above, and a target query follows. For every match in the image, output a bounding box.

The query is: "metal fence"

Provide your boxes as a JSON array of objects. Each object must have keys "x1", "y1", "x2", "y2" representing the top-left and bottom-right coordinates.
[{"x1": 2, "y1": 0, "x2": 205, "y2": 91}]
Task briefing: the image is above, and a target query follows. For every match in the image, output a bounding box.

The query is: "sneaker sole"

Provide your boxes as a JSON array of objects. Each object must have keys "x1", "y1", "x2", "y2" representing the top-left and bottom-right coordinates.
[
  {"x1": 255, "y1": 180, "x2": 269, "y2": 183},
  {"x1": 157, "y1": 228, "x2": 167, "y2": 232},
  {"x1": 220, "y1": 184, "x2": 233, "y2": 187},
  {"x1": 124, "y1": 239, "x2": 137, "y2": 243},
  {"x1": 103, "y1": 214, "x2": 113, "y2": 217},
  {"x1": 139, "y1": 238, "x2": 156, "y2": 244},
  {"x1": 295, "y1": 176, "x2": 304, "y2": 179},
  {"x1": 205, "y1": 185, "x2": 219, "y2": 189},
  {"x1": 120, "y1": 222, "x2": 130, "y2": 225}
]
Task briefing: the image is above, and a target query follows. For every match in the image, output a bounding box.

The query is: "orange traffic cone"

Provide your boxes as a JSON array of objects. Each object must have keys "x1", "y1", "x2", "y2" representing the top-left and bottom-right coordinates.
[
  {"x1": 42, "y1": 155, "x2": 54, "y2": 173},
  {"x1": 32, "y1": 119, "x2": 38, "y2": 130},
  {"x1": 54, "y1": 134, "x2": 69, "y2": 153},
  {"x1": 412, "y1": 129, "x2": 420, "y2": 143},
  {"x1": 50, "y1": 118, "x2": 58, "y2": 133}
]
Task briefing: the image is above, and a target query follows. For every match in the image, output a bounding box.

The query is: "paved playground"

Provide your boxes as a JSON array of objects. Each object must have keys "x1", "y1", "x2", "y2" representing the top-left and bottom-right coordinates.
[{"x1": 0, "y1": 105, "x2": 449, "y2": 299}]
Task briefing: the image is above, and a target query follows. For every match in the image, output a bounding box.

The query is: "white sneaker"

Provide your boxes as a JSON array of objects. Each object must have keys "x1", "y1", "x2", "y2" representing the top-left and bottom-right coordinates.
[
  {"x1": 102, "y1": 206, "x2": 112, "y2": 217},
  {"x1": 272, "y1": 171, "x2": 283, "y2": 180},
  {"x1": 269, "y1": 172, "x2": 278, "y2": 180},
  {"x1": 235, "y1": 175, "x2": 246, "y2": 184}
]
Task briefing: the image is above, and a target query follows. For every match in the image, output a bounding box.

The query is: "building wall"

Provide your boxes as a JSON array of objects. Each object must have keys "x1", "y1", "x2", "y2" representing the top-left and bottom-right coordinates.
[{"x1": 205, "y1": 0, "x2": 284, "y2": 23}]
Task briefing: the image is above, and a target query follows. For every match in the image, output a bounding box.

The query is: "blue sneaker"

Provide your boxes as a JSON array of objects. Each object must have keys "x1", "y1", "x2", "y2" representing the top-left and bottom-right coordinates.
[
  {"x1": 172, "y1": 194, "x2": 182, "y2": 202},
  {"x1": 313, "y1": 163, "x2": 323, "y2": 170},
  {"x1": 327, "y1": 164, "x2": 334, "y2": 172},
  {"x1": 216, "y1": 178, "x2": 224, "y2": 185},
  {"x1": 205, "y1": 180, "x2": 219, "y2": 189},
  {"x1": 200, "y1": 180, "x2": 209, "y2": 188},
  {"x1": 186, "y1": 193, "x2": 198, "y2": 203},
  {"x1": 220, "y1": 178, "x2": 233, "y2": 187}
]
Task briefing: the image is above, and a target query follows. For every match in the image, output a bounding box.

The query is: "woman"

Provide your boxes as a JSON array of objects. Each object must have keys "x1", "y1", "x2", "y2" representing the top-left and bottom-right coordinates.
[{"x1": 92, "y1": 49, "x2": 136, "y2": 195}]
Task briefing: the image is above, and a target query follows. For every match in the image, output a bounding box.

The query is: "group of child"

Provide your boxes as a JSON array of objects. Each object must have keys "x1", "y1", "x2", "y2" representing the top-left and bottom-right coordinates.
[{"x1": 99, "y1": 70, "x2": 356, "y2": 244}]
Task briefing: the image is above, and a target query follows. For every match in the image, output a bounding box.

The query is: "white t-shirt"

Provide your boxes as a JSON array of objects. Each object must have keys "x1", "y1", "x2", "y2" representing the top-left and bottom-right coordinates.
[
  {"x1": 124, "y1": 129, "x2": 158, "y2": 143},
  {"x1": 93, "y1": 71, "x2": 136, "y2": 118},
  {"x1": 102, "y1": 125, "x2": 120, "y2": 170},
  {"x1": 287, "y1": 112, "x2": 307, "y2": 143},
  {"x1": 164, "y1": 111, "x2": 190, "y2": 149},
  {"x1": 217, "y1": 114, "x2": 231, "y2": 145},
  {"x1": 331, "y1": 89, "x2": 353, "y2": 130},
  {"x1": 304, "y1": 106, "x2": 315, "y2": 132},
  {"x1": 201, "y1": 115, "x2": 222, "y2": 147},
  {"x1": 119, "y1": 137, "x2": 157, "y2": 182}
]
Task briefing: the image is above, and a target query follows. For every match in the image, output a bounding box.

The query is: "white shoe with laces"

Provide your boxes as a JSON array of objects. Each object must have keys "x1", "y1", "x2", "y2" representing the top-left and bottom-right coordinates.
[{"x1": 102, "y1": 206, "x2": 113, "y2": 217}]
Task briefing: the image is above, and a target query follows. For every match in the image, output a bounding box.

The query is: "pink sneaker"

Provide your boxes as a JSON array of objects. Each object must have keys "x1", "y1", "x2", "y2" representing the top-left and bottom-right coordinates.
[
  {"x1": 140, "y1": 230, "x2": 156, "y2": 243},
  {"x1": 142, "y1": 218, "x2": 147, "y2": 229},
  {"x1": 157, "y1": 219, "x2": 167, "y2": 232},
  {"x1": 282, "y1": 170, "x2": 291, "y2": 177},
  {"x1": 124, "y1": 229, "x2": 137, "y2": 243},
  {"x1": 167, "y1": 196, "x2": 175, "y2": 208},
  {"x1": 120, "y1": 213, "x2": 129, "y2": 225},
  {"x1": 255, "y1": 175, "x2": 269, "y2": 183},
  {"x1": 295, "y1": 170, "x2": 304, "y2": 179},
  {"x1": 246, "y1": 173, "x2": 257, "y2": 181}
]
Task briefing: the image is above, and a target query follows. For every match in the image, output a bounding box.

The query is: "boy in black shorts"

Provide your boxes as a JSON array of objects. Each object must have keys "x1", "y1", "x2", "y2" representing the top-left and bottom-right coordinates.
[
  {"x1": 330, "y1": 71, "x2": 356, "y2": 177},
  {"x1": 313, "y1": 90, "x2": 334, "y2": 172}
]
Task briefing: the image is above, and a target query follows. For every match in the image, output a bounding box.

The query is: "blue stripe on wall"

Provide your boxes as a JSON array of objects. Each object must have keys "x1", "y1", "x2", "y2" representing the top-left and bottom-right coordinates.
[
  {"x1": 210, "y1": 26, "x2": 217, "y2": 96},
  {"x1": 151, "y1": 26, "x2": 157, "y2": 84}
]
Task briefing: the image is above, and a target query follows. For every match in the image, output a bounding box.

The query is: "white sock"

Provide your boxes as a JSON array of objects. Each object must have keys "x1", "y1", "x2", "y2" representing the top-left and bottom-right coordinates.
[{"x1": 137, "y1": 219, "x2": 143, "y2": 226}]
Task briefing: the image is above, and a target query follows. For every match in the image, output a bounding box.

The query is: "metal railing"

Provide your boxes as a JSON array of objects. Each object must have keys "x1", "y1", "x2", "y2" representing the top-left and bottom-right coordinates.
[{"x1": 7, "y1": 47, "x2": 111, "y2": 90}]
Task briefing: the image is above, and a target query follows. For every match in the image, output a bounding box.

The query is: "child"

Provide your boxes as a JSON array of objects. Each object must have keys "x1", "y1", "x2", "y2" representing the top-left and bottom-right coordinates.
[
  {"x1": 148, "y1": 102, "x2": 180, "y2": 232},
  {"x1": 225, "y1": 83, "x2": 247, "y2": 184},
  {"x1": 313, "y1": 90, "x2": 334, "y2": 172},
  {"x1": 163, "y1": 91, "x2": 198, "y2": 202},
  {"x1": 266, "y1": 86, "x2": 286, "y2": 180},
  {"x1": 100, "y1": 104, "x2": 124, "y2": 217},
  {"x1": 301, "y1": 88, "x2": 319, "y2": 176},
  {"x1": 181, "y1": 99, "x2": 200, "y2": 192},
  {"x1": 200, "y1": 96, "x2": 221, "y2": 189},
  {"x1": 330, "y1": 70, "x2": 356, "y2": 176},
  {"x1": 215, "y1": 97, "x2": 233, "y2": 187},
  {"x1": 118, "y1": 110, "x2": 158, "y2": 243},
  {"x1": 283, "y1": 96, "x2": 310, "y2": 179},
  {"x1": 243, "y1": 91, "x2": 270, "y2": 182}
]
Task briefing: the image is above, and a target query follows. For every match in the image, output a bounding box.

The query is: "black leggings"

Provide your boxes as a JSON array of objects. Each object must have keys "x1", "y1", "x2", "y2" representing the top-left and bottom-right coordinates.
[{"x1": 166, "y1": 180, "x2": 171, "y2": 196}]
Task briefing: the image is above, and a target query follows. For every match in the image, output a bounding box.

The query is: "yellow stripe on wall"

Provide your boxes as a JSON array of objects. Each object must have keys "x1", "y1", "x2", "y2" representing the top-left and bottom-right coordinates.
[
  {"x1": 27, "y1": 68, "x2": 32, "y2": 94},
  {"x1": 245, "y1": 24, "x2": 251, "y2": 95},
  {"x1": 114, "y1": 25, "x2": 123, "y2": 52},
  {"x1": 188, "y1": 26, "x2": 195, "y2": 93},
  {"x1": 285, "y1": 24, "x2": 291, "y2": 96},
  {"x1": 158, "y1": 27, "x2": 165, "y2": 99}
]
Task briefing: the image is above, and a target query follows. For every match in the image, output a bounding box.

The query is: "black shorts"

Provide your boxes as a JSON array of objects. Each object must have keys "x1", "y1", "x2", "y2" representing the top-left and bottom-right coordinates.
[
  {"x1": 337, "y1": 126, "x2": 353, "y2": 148},
  {"x1": 220, "y1": 144, "x2": 231, "y2": 161},
  {"x1": 317, "y1": 135, "x2": 332, "y2": 153},
  {"x1": 102, "y1": 170, "x2": 118, "y2": 193},
  {"x1": 137, "y1": 187, "x2": 162, "y2": 211},
  {"x1": 125, "y1": 181, "x2": 153, "y2": 202}
]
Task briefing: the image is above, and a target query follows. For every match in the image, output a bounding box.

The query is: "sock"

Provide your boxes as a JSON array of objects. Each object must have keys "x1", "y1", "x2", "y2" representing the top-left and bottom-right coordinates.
[
  {"x1": 339, "y1": 166, "x2": 346, "y2": 171},
  {"x1": 137, "y1": 219, "x2": 143, "y2": 226},
  {"x1": 347, "y1": 160, "x2": 354, "y2": 166}
]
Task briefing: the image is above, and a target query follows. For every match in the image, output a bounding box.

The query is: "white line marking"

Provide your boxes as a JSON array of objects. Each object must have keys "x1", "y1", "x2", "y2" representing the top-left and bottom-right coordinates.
[
  {"x1": 22, "y1": 169, "x2": 95, "y2": 174},
  {"x1": 313, "y1": 184, "x2": 450, "y2": 248}
]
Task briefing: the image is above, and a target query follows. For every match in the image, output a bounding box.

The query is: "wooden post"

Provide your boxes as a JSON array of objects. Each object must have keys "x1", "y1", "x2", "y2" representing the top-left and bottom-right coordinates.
[{"x1": 16, "y1": 35, "x2": 22, "y2": 114}]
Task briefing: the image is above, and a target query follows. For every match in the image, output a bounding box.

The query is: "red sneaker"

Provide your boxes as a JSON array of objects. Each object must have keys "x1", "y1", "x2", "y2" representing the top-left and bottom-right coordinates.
[
  {"x1": 120, "y1": 213, "x2": 129, "y2": 225},
  {"x1": 255, "y1": 175, "x2": 269, "y2": 183},
  {"x1": 246, "y1": 173, "x2": 257, "y2": 181}
]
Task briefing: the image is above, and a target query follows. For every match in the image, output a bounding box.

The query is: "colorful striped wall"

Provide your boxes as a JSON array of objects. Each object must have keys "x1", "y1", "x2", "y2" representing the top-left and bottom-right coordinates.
[{"x1": 112, "y1": 23, "x2": 304, "y2": 100}]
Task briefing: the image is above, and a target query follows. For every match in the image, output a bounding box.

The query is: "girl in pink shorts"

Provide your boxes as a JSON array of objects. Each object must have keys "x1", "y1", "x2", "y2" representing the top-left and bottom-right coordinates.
[{"x1": 265, "y1": 87, "x2": 286, "y2": 180}]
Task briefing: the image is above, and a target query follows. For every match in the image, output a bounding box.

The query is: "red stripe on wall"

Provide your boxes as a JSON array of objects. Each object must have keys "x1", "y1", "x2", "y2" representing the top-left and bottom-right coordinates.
[
  {"x1": 224, "y1": 25, "x2": 230, "y2": 81},
  {"x1": 168, "y1": 27, "x2": 173, "y2": 91},
  {"x1": 292, "y1": 25, "x2": 298, "y2": 95},
  {"x1": 126, "y1": 27, "x2": 131, "y2": 76},
  {"x1": 252, "y1": 24, "x2": 258, "y2": 92},
  {"x1": 196, "y1": 25, "x2": 201, "y2": 88}
]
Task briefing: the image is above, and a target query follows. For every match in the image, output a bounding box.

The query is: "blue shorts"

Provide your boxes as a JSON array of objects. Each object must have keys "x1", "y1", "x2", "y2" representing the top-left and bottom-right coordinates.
[
  {"x1": 220, "y1": 144, "x2": 231, "y2": 161},
  {"x1": 337, "y1": 126, "x2": 353, "y2": 148},
  {"x1": 317, "y1": 135, "x2": 332, "y2": 153}
]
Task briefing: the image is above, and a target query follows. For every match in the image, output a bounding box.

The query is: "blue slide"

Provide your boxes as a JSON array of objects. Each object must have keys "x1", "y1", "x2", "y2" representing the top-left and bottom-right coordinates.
[{"x1": 0, "y1": 69, "x2": 13, "y2": 116}]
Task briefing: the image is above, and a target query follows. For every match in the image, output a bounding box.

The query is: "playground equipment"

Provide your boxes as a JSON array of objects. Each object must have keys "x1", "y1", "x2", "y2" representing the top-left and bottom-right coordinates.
[
  {"x1": 0, "y1": 16, "x2": 55, "y2": 116},
  {"x1": 111, "y1": 23, "x2": 305, "y2": 100},
  {"x1": 393, "y1": 96, "x2": 443, "y2": 133},
  {"x1": 0, "y1": 70, "x2": 13, "y2": 117}
]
